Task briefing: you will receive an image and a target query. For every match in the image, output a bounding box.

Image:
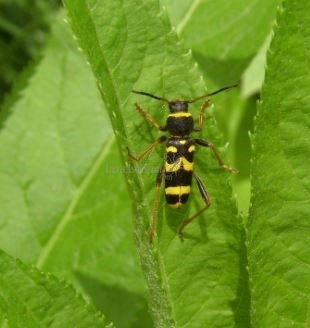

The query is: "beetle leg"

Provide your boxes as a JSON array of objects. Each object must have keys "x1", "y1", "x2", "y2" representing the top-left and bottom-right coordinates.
[
  {"x1": 135, "y1": 103, "x2": 167, "y2": 131},
  {"x1": 194, "y1": 99, "x2": 211, "y2": 132},
  {"x1": 178, "y1": 172, "x2": 211, "y2": 240},
  {"x1": 194, "y1": 138, "x2": 239, "y2": 173},
  {"x1": 127, "y1": 136, "x2": 166, "y2": 162},
  {"x1": 150, "y1": 165, "x2": 165, "y2": 243}
]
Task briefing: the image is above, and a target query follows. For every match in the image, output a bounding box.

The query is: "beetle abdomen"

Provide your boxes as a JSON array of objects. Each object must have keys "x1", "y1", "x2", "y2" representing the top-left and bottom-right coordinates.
[{"x1": 164, "y1": 138, "x2": 195, "y2": 208}]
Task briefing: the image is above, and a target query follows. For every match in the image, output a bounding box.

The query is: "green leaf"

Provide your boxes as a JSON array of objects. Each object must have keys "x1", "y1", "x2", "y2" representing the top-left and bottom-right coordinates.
[
  {"x1": 162, "y1": 0, "x2": 280, "y2": 87},
  {"x1": 248, "y1": 0, "x2": 310, "y2": 327},
  {"x1": 0, "y1": 61, "x2": 37, "y2": 126},
  {"x1": 0, "y1": 249, "x2": 109, "y2": 328},
  {"x1": 64, "y1": 1, "x2": 249, "y2": 327},
  {"x1": 165, "y1": 0, "x2": 279, "y2": 59},
  {"x1": 0, "y1": 16, "x2": 151, "y2": 328},
  {"x1": 241, "y1": 34, "x2": 272, "y2": 99}
]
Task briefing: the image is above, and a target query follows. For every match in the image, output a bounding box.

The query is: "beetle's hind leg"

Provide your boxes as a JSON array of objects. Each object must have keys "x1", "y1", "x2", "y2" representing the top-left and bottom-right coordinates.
[
  {"x1": 150, "y1": 165, "x2": 165, "y2": 243},
  {"x1": 178, "y1": 172, "x2": 211, "y2": 240}
]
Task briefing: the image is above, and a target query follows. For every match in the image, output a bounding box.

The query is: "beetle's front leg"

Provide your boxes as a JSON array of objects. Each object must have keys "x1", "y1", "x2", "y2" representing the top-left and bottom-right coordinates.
[
  {"x1": 134, "y1": 103, "x2": 167, "y2": 131},
  {"x1": 194, "y1": 99, "x2": 211, "y2": 132}
]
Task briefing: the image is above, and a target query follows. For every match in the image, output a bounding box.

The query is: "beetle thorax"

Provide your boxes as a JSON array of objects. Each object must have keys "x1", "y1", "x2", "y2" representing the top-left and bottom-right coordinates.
[{"x1": 166, "y1": 102, "x2": 194, "y2": 136}]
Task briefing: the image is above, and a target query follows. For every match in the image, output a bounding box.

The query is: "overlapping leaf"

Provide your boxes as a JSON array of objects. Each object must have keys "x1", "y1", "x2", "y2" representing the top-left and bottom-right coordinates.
[
  {"x1": 248, "y1": 0, "x2": 310, "y2": 326},
  {"x1": 0, "y1": 250, "x2": 110, "y2": 328}
]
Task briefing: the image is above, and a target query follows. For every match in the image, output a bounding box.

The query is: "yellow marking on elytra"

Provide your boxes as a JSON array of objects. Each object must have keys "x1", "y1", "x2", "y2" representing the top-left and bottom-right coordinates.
[
  {"x1": 168, "y1": 112, "x2": 192, "y2": 118},
  {"x1": 188, "y1": 145, "x2": 195, "y2": 152},
  {"x1": 179, "y1": 140, "x2": 186, "y2": 145},
  {"x1": 165, "y1": 186, "x2": 191, "y2": 195},
  {"x1": 166, "y1": 146, "x2": 178, "y2": 153},
  {"x1": 169, "y1": 202, "x2": 183, "y2": 209},
  {"x1": 165, "y1": 157, "x2": 193, "y2": 172}
]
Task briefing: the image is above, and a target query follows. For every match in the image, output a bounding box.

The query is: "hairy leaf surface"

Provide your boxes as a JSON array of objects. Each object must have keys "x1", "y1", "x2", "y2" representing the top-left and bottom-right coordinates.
[
  {"x1": 0, "y1": 250, "x2": 110, "y2": 327},
  {"x1": 248, "y1": 0, "x2": 310, "y2": 327},
  {"x1": 64, "y1": 1, "x2": 249, "y2": 327}
]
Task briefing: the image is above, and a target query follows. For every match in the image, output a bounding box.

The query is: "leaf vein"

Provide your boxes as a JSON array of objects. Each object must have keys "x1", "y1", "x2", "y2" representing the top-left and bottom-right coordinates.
[{"x1": 35, "y1": 137, "x2": 114, "y2": 269}]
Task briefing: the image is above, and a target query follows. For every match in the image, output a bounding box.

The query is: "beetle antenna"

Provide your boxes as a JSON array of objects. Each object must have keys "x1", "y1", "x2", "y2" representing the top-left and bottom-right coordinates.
[
  {"x1": 132, "y1": 90, "x2": 169, "y2": 103},
  {"x1": 187, "y1": 83, "x2": 239, "y2": 103}
]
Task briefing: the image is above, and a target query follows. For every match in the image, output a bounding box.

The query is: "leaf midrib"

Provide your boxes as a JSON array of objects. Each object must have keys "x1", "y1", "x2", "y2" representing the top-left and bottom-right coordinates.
[
  {"x1": 36, "y1": 136, "x2": 115, "y2": 269},
  {"x1": 176, "y1": 0, "x2": 201, "y2": 34},
  {"x1": 63, "y1": 1, "x2": 178, "y2": 326}
]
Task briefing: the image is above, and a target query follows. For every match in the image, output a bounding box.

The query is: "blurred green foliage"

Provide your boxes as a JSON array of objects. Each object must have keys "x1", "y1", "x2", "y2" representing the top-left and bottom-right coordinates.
[
  {"x1": 1, "y1": 0, "x2": 308, "y2": 327},
  {"x1": 0, "y1": 1, "x2": 273, "y2": 327},
  {"x1": 0, "y1": 0, "x2": 60, "y2": 103}
]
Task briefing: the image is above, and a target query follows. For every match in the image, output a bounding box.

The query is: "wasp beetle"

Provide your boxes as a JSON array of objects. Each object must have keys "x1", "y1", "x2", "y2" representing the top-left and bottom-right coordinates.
[{"x1": 128, "y1": 84, "x2": 239, "y2": 241}]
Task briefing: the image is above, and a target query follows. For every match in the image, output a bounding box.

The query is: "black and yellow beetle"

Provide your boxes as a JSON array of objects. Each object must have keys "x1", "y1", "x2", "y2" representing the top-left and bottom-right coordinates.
[{"x1": 127, "y1": 85, "x2": 239, "y2": 241}]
